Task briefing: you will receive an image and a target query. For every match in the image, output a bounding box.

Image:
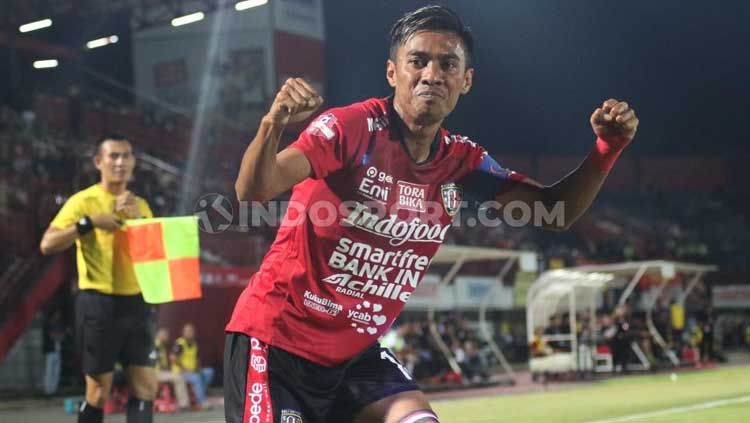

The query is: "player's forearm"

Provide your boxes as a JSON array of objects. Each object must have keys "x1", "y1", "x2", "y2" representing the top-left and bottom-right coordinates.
[
  {"x1": 541, "y1": 157, "x2": 608, "y2": 230},
  {"x1": 235, "y1": 118, "x2": 286, "y2": 202},
  {"x1": 39, "y1": 226, "x2": 78, "y2": 255}
]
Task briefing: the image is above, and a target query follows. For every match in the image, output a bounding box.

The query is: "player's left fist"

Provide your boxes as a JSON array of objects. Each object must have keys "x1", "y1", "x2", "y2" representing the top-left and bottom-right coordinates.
[{"x1": 590, "y1": 99, "x2": 639, "y2": 150}]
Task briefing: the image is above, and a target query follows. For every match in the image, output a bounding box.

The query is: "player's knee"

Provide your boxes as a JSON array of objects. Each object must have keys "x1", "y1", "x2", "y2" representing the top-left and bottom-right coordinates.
[{"x1": 396, "y1": 409, "x2": 440, "y2": 423}]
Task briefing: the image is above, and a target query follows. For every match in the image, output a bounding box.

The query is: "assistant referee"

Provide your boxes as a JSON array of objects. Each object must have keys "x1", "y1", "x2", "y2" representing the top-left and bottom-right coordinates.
[{"x1": 40, "y1": 134, "x2": 157, "y2": 423}]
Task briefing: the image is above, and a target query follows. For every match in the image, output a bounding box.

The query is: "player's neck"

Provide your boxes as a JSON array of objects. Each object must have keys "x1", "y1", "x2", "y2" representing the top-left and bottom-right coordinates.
[
  {"x1": 100, "y1": 180, "x2": 127, "y2": 195},
  {"x1": 402, "y1": 134, "x2": 437, "y2": 163},
  {"x1": 393, "y1": 103, "x2": 441, "y2": 163}
]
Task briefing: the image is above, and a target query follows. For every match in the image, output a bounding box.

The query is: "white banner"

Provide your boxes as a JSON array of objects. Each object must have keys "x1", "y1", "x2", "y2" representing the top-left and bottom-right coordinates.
[
  {"x1": 406, "y1": 274, "x2": 454, "y2": 310},
  {"x1": 455, "y1": 276, "x2": 514, "y2": 310},
  {"x1": 273, "y1": 0, "x2": 324, "y2": 40},
  {"x1": 713, "y1": 285, "x2": 750, "y2": 309},
  {"x1": 405, "y1": 275, "x2": 515, "y2": 311},
  {"x1": 132, "y1": 6, "x2": 275, "y2": 121}
]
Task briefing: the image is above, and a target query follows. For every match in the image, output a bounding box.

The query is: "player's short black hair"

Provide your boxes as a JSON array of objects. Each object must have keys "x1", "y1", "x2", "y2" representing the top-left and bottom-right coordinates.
[
  {"x1": 96, "y1": 132, "x2": 129, "y2": 155},
  {"x1": 389, "y1": 5, "x2": 474, "y2": 68}
]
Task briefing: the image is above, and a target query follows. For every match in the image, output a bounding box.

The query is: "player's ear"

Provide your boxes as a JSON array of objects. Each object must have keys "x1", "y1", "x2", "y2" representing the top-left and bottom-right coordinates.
[
  {"x1": 461, "y1": 67, "x2": 474, "y2": 95},
  {"x1": 386, "y1": 59, "x2": 397, "y2": 88}
]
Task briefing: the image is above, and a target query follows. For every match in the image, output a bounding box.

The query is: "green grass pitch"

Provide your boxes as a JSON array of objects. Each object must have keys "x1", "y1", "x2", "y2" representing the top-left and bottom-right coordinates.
[{"x1": 432, "y1": 366, "x2": 750, "y2": 423}]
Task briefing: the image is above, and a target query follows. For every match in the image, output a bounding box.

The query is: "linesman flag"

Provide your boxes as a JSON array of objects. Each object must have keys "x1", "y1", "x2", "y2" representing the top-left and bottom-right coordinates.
[{"x1": 125, "y1": 216, "x2": 202, "y2": 304}]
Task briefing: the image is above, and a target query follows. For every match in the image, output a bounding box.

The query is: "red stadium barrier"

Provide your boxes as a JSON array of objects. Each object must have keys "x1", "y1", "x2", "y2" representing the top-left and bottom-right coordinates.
[{"x1": 0, "y1": 255, "x2": 70, "y2": 362}]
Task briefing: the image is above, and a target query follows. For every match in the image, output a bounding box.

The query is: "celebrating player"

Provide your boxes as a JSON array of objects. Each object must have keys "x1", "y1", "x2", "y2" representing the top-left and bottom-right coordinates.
[{"x1": 225, "y1": 5, "x2": 638, "y2": 423}]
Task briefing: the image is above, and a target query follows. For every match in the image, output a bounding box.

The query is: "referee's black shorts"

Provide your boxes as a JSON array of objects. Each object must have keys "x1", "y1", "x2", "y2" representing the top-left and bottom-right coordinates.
[
  {"x1": 224, "y1": 332, "x2": 421, "y2": 423},
  {"x1": 75, "y1": 290, "x2": 155, "y2": 375}
]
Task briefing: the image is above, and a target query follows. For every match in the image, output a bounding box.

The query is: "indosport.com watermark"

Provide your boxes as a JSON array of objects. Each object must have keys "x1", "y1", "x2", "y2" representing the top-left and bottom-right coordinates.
[{"x1": 193, "y1": 193, "x2": 566, "y2": 234}]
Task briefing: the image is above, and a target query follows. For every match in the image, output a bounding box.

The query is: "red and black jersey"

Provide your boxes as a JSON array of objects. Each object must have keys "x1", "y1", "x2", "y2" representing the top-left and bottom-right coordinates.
[{"x1": 226, "y1": 97, "x2": 520, "y2": 366}]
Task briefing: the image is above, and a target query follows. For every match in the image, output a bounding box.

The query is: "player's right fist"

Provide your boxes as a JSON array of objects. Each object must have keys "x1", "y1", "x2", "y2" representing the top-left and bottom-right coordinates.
[{"x1": 264, "y1": 78, "x2": 323, "y2": 125}]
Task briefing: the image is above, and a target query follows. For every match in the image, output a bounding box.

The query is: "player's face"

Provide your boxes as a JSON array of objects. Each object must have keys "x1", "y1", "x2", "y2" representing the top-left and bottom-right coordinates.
[
  {"x1": 94, "y1": 140, "x2": 135, "y2": 185},
  {"x1": 387, "y1": 31, "x2": 474, "y2": 125}
]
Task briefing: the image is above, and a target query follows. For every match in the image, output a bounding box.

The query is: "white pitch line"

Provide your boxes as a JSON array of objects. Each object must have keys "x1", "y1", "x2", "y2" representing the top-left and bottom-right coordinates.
[{"x1": 582, "y1": 395, "x2": 750, "y2": 423}]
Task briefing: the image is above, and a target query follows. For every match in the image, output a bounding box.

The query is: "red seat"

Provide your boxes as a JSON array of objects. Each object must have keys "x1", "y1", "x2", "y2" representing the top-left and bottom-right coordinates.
[
  {"x1": 153, "y1": 382, "x2": 178, "y2": 414},
  {"x1": 103, "y1": 385, "x2": 129, "y2": 415}
]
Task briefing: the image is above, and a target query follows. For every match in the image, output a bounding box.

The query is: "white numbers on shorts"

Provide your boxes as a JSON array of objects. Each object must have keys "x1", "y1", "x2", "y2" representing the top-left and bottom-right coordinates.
[{"x1": 380, "y1": 349, "x2": 413, "y2": 381}]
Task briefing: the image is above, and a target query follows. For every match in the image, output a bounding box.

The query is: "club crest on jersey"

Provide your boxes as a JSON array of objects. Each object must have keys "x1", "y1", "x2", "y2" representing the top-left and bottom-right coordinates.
[
  {"x1": 280, "y1": 409, "x2": 303, "y2": 423},
  {"x1": 440, "y1": 183, "x2": 462, "y2": 217}
]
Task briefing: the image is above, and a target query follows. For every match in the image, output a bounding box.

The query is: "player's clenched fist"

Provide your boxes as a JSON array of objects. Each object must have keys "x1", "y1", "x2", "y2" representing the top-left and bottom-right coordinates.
[
  {"x1": 265, "y1": 78, "x2": 324, "y2": 125},
  {"x1": 590, "y1": 99, "x2": 639, "y2": 150}
]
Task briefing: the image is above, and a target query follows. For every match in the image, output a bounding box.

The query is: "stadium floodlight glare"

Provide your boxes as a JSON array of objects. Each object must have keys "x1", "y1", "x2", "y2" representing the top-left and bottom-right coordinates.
[
  {"x1": 171, "y1": 12, "x2": 205, "y2": 27},
  {"x1": 86, "y1": 35, "x2": 119, "y2": 49},
  {"x1": 33, "y1": 59, "x2": 58, "y2": 69},
  {"x1": 19, "y1": 18, "x2": 52, "y2": 33},
  {"x1": 235, "y1": 0, "x2": 268, "y2": 11}
]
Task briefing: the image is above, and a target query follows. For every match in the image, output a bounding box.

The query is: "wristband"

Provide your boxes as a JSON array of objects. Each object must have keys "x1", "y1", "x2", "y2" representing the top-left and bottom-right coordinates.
[
  {"x1": 587, "y1": 137, "x2": 624, "y2": 172},
  {"x1": 76, "y1": 215, "x2": 94, "y2": 236}
]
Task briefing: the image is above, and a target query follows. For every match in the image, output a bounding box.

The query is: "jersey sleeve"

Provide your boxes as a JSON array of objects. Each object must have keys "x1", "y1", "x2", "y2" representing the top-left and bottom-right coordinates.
[
  {"x1": 49, "y1": 193, "x2": 85, "y2": 229},
  {"x1": 459, "y1": 151, "x2": 527, "y2": 204},
  {"x1": 288, "y1": 110, "x2": 353, "y2": 180}
]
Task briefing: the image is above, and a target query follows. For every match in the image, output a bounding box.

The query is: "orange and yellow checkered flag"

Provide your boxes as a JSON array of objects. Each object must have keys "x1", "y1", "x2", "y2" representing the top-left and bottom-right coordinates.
[{"x1": 125, "y1": 216, "x2": 202, "y2": 304}]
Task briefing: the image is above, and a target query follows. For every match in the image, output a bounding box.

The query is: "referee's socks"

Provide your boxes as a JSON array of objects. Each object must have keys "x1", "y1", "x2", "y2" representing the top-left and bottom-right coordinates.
[
  {"x1": 126, "y1": 397, "x2": 154, "y2": 423},
  {"x1": 78, "y1": 401, "x2": 103, "y2": 423}
]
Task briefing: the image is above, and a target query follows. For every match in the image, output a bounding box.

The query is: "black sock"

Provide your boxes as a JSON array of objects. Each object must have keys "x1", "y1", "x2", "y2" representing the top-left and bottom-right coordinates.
[
  {"x1": 78, "y1": 401, "x2": 103, "y2": 423},
  {"x1": 126, "y1": 397, "x2": 154, "y2": 423}
]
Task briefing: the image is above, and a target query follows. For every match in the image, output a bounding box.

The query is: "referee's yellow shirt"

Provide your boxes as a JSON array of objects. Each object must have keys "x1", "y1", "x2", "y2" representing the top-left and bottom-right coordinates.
[{"x1": 50, "y1": 184, "x2": 153, "y2": 295}]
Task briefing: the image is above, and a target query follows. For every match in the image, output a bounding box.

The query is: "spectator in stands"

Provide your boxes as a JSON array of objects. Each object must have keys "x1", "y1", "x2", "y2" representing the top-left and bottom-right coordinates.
[
  {"x1": 632, "y1": 318, "x2": 655, "y2": 366},
  {"x1": 172, "y1": 323, "x2": 214, "y2": 410},
  {"x1": 607, "y1": 306, "x2": 633, "y2": 374},
  {"x1": 545, "y1": 315, "x2": 569, "y2": 351},
  {"x1": 462, "y1": 340, "x2": 489, "y2": 383},
  {"x1": 153, "y1": 328, "x2": 189, "y2": 410},
  {"x1": 39, "y1": 134, "x2": 156, "y2": 423},
  {"x1": 530, "y1": 327, "x2": 553, "y2": 358},
  {"x1": 455, "y1": 316, "x2": 473, "y2": 344},
  {"x1": 42, "y1": 308, "x2": 66, "y2": 396},
  {"x1": 670, "y1": 300, "x2": 686, "y2": 352},
  {"x1": 700, "y1": 308, "x2": 715, "y2": 363},
  {"x1": 451, "y1": 339, "x2": 467, "y2": 374},
  {"x1": 407, "y1": 321, "x2": 446, "y2": 384}
]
